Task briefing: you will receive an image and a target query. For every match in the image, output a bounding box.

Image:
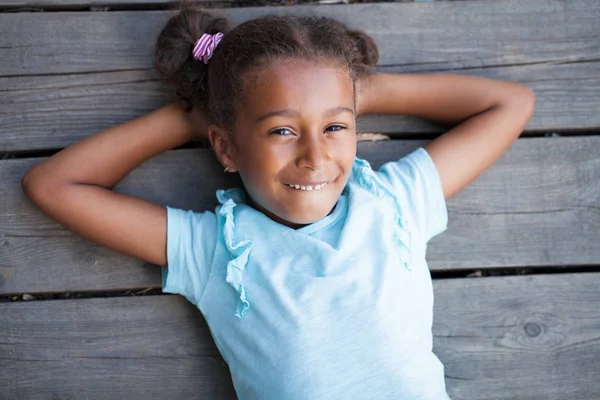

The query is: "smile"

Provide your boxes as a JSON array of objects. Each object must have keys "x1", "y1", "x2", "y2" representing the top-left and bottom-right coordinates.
[{"x1": 285, "y1": 182, "x2": 328, "y2": 191}]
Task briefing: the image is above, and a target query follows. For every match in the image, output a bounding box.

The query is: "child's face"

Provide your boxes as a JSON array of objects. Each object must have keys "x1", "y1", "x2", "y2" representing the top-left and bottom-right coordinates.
[{"x1": 229, "y1": 58, "x2": 357, "y2": 228}]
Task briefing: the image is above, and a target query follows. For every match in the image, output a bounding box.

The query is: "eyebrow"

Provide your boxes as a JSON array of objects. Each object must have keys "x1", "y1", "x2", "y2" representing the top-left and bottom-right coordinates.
[{"x1": 254, "y1": 106, "x2": 355, "y2": 124}]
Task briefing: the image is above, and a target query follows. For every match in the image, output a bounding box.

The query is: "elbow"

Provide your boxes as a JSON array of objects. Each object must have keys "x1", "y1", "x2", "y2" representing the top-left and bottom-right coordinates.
[
  {"x1": 502, "y1": 83, "x2": 535, "y2": 133},
  {"x1": 22, "y1": 168, "x2": 38, "y2": 198},
  {"x1": 511, "y1": 83, "x2": 535, "y2": 119},
  {"x1": 520, "y1": 87, "x2": 536, "y2": 134},
  {"x1": 22, "y1": 168, "x2": 44, "y2": 205},
  {"x1": 22, "y1": 171, "x2": 66, "y2": 217},
  {"x1": 21, "y1": 165, "x2": 55, "y2": 204},
  {"x1": 520, "y1": 85, "x2": 536, "y2": 120}
]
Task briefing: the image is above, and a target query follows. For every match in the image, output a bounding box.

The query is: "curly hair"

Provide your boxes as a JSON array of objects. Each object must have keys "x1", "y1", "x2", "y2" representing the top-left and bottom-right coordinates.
[{"x1": 155, "y1": 8, "x2": 379, "y2": 132}]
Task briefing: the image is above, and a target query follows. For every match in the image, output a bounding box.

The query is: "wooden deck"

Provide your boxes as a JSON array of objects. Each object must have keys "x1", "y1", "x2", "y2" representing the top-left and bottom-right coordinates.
[{"x1": 1, "y1": 0, "x2": 599, "y2": 399}]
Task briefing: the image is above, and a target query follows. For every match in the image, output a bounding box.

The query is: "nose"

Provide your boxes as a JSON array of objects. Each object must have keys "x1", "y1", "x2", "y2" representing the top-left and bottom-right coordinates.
[{"x1": 297, "y1": 132, "x2": 331, "y2": 171}]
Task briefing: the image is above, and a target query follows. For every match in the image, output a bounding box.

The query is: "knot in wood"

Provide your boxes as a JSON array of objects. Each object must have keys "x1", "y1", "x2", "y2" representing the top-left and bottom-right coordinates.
[
  {"x1": 503, "y1": 313, "x2": 566, "y2": 350},
  {"x1": 524, "y1": 322, "x2": 542, "y2": 337},
  {"x1": 85, "y1": 252, "x2": 97, "y2": 266}
]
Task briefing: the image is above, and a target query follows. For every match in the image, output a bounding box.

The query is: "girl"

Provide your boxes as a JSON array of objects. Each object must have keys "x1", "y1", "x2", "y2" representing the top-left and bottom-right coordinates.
[{"x1": 21, "y1": 8, "x2": 534, "y2": 400}]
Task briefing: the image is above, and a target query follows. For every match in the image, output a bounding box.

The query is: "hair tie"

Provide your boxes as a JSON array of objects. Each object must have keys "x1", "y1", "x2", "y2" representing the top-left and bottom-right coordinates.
[{"x1": 193, "y1": 32, "x2": 224, "y2": 64}]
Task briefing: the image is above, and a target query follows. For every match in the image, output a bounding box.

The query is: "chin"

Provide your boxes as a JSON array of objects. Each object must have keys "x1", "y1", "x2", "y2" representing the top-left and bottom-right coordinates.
[
  {"x1": 278, "y1": 205, "x2": 333, "y2": 226},
  {"x1": 285, "y1": 213, "x2": 323, "y2": 226},
  {"x1": 277, "y1": 192, "x2": 342, "y2": 227},
  {"x1": 247, "y1": 187, "x2": 340, "y2": 228}
]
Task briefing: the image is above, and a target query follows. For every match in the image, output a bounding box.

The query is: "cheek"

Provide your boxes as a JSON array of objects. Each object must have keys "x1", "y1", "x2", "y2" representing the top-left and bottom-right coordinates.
[
  {"x1": 236, "y1": 142, "x2": 291, "y2": 184},
  {"x1": 263, "y1": 148, "x2": 289, "y2": 171},
  {"x1": 333, "y1": 136, "x2": 357, "y2": 185},
  {"x1": 333, "y1": 134, "x2": 357, "y2": 166}
]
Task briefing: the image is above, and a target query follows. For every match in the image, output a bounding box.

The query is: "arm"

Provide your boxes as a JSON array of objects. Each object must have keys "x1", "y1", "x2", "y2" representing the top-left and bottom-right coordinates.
[
  {"x1": 356, "y1": 73, "x2": 535, "y2": 199},
  {"x1": 21, "y1": 104, "x2": 202, "y2": 267}
]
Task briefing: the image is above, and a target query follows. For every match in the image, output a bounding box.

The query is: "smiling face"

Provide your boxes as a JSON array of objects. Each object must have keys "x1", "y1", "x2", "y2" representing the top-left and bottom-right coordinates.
[{"x1": 211, "y1": 58, "x2": 357, "y2": 228}]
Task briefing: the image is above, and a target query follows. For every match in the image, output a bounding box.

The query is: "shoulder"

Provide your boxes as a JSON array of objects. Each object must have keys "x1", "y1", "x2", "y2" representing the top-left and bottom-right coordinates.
[
  {"x1": 351, "y1": 148, "x2": 448, "y2": 242},
  {"x1": 166, "y1": 206, "x2": 218, "y2": 232},
  {"x1": 376, "y1": 147, "x2": 440, "y2": 188}
]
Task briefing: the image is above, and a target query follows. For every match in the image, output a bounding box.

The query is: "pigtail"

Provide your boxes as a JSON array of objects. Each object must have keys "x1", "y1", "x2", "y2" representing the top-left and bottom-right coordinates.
[
  {"x1": 154, "y1": 8, "x2": 231, "y2": 111},
  {"x1": 347, "y1": 29, "x2": 379, "y2": 70}
]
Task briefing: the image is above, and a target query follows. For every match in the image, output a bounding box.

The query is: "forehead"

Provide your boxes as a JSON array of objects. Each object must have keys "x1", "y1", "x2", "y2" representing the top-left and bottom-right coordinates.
[{"x1": 236, "y1": 58, "x2": 355, "y2": 120}]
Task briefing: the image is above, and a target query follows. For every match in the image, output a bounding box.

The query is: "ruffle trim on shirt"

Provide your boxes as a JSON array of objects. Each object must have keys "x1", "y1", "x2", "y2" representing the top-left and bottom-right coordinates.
[
  {"x1": 217, "y1": 189, "x2": 252, "y2": 319},
  {"x1": 351, "y1": 158, "x2": 413, "y2": 271}
]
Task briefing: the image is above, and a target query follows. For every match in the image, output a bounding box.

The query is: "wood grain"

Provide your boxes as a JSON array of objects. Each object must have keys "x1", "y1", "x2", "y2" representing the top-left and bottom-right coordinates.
[
  {"x1": 0, "y1": 0, "x2": 232, "y2": 8},
  {"x1": 2, "y1": 137, "x2": 599, "y2": 295},
  {"x1": 2, "y1": 60, "x2": 599, "y2": 151},
  {"x1": 0, "y1": 295, "x2": 237, "y2": 400},
  {"x1": 433, "y1": 273, "x2": 600, "y2": 400},
  {"x1": 1, "y1": 273, "x2": 598, "y2": 399},
  {"x1": 1, "y1": 0, "x2": 599, "y2": 151},
  {"x1": 2, "y1": 2, "x2": 598, "y2": 75}
]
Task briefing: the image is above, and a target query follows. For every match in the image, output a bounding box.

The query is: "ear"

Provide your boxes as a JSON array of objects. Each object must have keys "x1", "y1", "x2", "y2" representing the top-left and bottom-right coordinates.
[{"x1": 208, "y1": 124, "x2": 239, "y2": 173}]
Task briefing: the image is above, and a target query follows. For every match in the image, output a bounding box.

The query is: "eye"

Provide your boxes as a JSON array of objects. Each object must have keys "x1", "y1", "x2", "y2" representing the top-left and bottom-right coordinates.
[
  {"x1": 269, "y1": 128, "x2": 293, "y2": 136},
  {"x1": 325, "y1": 124, "x2": 346, "y2": 133}
]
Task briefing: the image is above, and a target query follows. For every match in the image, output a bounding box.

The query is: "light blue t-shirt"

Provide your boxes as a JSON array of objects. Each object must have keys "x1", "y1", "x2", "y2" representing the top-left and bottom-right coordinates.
[{"x1": 162, "y1": 147, "x2": 450, "y2": 400}]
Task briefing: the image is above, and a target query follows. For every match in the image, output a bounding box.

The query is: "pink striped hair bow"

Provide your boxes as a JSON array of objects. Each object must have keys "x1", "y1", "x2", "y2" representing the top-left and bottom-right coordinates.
[{"x1": 193, "y1": 32, "x2": 224, "y2": 64}]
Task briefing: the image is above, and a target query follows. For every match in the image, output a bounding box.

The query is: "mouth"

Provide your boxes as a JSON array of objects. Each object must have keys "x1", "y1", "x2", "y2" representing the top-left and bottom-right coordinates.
[{"x1": 284, "y1": 181, "x2": 329, "y2": 191}]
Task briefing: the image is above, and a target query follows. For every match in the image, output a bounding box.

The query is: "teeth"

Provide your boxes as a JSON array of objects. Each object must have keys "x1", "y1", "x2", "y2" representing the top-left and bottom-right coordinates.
[{"x1": 287, "y1": 182, "x2": 328, "y2": 191}]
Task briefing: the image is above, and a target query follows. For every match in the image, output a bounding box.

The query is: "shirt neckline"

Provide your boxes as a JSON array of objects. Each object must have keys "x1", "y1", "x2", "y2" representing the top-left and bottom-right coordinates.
[
  {"x1": 218, "y1": 187, "x2": 348, "y2": 236},
  {"x1": 295, "y1": 194, "x2": 347, "y2": 236}
]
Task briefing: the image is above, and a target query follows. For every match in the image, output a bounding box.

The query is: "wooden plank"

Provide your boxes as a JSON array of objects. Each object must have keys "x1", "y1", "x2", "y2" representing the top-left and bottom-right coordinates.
[
  {"x1": 0, "y1": 0, "x2": 232, "y2": 9},
  {"x1": 0, "y1": 295, "x2": 237, "y2": 399},
  {"x1": 0, "y1": 70, "x2": 176, "y2": 152},
  {"x1": 1, "y1": 0, "x2": 599, "y2": 150},
  {"x1": 2, "y1": 60, "x2": 599, "y2": 151},
  {"x1": 1, "y1": 137, "x2": 599, "y2": 295},
  {"x1": 433, "y1": 273, "x2": 600, "y2": 400},
  {"x1": 2, "y1": 2, "x2": 598, "y2": 76},
  {"x1": 1, "y1": 273, "x2": 599, "y2": 399}
]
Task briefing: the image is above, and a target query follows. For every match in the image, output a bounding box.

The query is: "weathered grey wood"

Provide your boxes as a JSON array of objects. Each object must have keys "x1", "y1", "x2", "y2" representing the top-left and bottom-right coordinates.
[
  {"x1": 2, "y1": 2, "x2": 598, "y2": 75},
  {"x1": 1, "y1": 0, "x2": 599, "y2": 151},
  {"x1": 2, "y1": 137, "x2": 599, "y2": 295},
  {"x1": 0, "y1": 0, "x2": 232, "y2": 8},
  {"x1": 433, "y1": 273, "x2": 600, "y2": 400},
  {"x1": 2, "y1": 59, "x2": 599, "y2": 151},
  {"x1": 1, "y1": 273, "x2": 599, "y2": 399},
  {"x1": 0, "y1": 71, "x2": 176, "y2": 153},
  {"x1": 0, "y1": 295, "x2": 236, "y2": 400}
]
